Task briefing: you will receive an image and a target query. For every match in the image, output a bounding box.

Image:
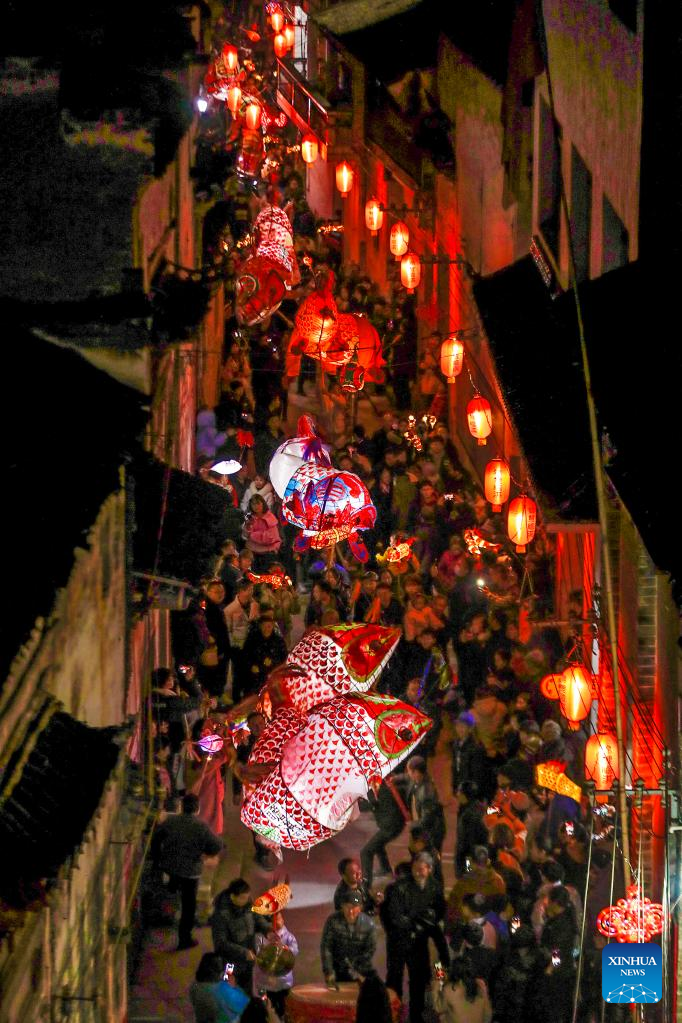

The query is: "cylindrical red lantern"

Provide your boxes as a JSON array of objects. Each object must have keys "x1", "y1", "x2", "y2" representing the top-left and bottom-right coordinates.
[
  {"x1": 467, "y1": 395, "x2": 492, "y2": 445},
  {"x1": 507, "y1": 494, "x2": 536, "y2": 552},
  {"x1": 245, "y1": 102, "x2": 261, "y2": 130},
  {"x1": 560, "y1": 664, "x2": 593, "y2": 729},
  {"x1": 283, "y1": 23, "x2": 295, "y2": 49},
  {"x1": 338, "y1": 361, "x2": 365, "y2": 392},
  {"x1": 585, "y1": 733, "x2": 619, "y2": 789},
  {"x1": 389, "y1": 221, "x2": 409, "y2": 260},
  {"x1": 227, "y1": 84, "x2": 242, "y2": 115},
  {"x1": 270, "y1": 8, "x2": 284, "y2": 33},
  {"x1": 365, "y1": 197, "x2": 384, "y2": 236},
  {"x1": 335, "y1": 160, "x2": 354, "y2": 198},
  {"x1": 274, "y1": 32, "x2": 287, "y2": 58},
  {"x1": 222, "y1": 44, "x2": 238, "y2": 71},
  {"x1": 484, "y1": 458, "x2": 511, "y2": 512},
  {"x1": 440, "y1": 336, "x2": 464, "y2": 383},
  {"x1": 301, "y1": 133, "x2": 318, "y2": 164},
  {"x1": 401, "y1": 251, "x2": 421, "y2": 293}
]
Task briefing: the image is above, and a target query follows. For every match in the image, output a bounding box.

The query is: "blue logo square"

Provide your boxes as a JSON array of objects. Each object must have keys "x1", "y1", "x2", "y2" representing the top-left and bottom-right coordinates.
[{"x1": 602, "y1": 942, "x2": 662, "y2": 1004}]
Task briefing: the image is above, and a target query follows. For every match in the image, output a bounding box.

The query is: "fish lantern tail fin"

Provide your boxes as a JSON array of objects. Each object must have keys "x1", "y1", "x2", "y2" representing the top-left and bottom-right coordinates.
[{"x1": 348, "y1": 533, "x2": 369, "y2": 563}]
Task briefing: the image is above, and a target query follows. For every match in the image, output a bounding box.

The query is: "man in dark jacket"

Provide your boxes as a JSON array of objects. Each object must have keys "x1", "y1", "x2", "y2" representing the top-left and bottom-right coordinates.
[
  {"x1": 455, "y1": 780, "x2": 489, "y2": 876},
  {"x1": 406, "y1": 755, "x2": 446, "y2": 851},
  {"x1": 382, "y1": 853, "x2": 448, "y2": 1022},
  {"x1": 196, "y1": 580, "x2": 232, "y2": 697},
  {"x1": 151, "y1": 793, "x2": 223, "y2": 950},
  {"x1": 451, "y1": 711, "x2": 489, "y2": 795},
  {"x1": 211, "y1": 878, "x2": 268, "y2": 990},
  {"x1": 321, "y1": 890, "x2": 377, "y2": 985},
  {"x1": 239, "y1": 613, "x2": 288, "y2": 697},
  {"x1": 360, "y1": 772, "x2": 409, "y2": 886},
  {"x1": 333, "y1": 858, "x2": 377, "y2": 914}
]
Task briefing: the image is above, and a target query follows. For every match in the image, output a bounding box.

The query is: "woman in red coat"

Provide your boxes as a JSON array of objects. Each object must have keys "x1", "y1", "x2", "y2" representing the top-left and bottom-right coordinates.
[{"x1": 242, "y1": 494, "x2": 282, "y2": 572}]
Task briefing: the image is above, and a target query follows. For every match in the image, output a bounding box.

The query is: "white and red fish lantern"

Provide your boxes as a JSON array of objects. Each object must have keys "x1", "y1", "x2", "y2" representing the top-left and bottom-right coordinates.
[
  {"x1": 242, "y1": 691, "x2": 431, "y2": 850},
  {"x1": 268, "y1": 415, "x2": 331, "y2": 500},
  {"x1": 281, "y1": 461, "x2": 376, "y2": 561},
  {"x1": 235, "y1": 204, "x2": 300, "y2": 326}
]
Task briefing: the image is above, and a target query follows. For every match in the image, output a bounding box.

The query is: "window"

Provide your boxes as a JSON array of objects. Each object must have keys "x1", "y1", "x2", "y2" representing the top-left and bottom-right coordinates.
[
  {"x1": 538, "y1": 97, "x2": 562, "y2": 264},
  {"x1": 602, "y1": 195, "x2": 629, "y2": 273},
  {"x1": 570, "y1": 145, "x2": 592, "y2": 283}
]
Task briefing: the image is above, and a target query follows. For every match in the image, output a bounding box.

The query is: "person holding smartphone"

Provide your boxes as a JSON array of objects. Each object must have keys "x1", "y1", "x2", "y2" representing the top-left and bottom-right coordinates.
[
  {"x1": 430, "y1": 958, "x2": 492, "y2": 1023},
  {"x1": 189, "y1": 953, "x2": 249, "y2": 1023}
]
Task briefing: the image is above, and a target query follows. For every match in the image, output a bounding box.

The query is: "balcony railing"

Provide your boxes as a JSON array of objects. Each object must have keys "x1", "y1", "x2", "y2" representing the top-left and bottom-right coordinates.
[{"x1": 275, "y1": 59, "x2": 328, "y2": 148}]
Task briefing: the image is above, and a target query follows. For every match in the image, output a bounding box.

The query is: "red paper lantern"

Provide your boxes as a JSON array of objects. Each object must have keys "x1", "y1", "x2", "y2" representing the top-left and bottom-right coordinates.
[
  {"x1": 274, "y1": 32, "x2": 287, "y2": 58},
  {"x1": 270, "y1": 8, "x2": 284, "y2": 33},
  {"x1": 467, "y1": 395, "x2": 492, "y2": 445},
  {"x1": 365, "y1": 197, "x2": 384, "y2": 236},
  {"x1": 283, "y1": 23, "x2": 295, "y2": 49},
  {"x1": 440, "y1": 336, "x2": 464, "y2": 383},
  {"x1": 389, "y1": 221, "x2": 409, "y2": 259},
  {"x1": 507, "y1": 494, "x2": 536, "y2": 552},
  {"x1": 301, "y1": 133, "x2": 318, "y2": 164},
  {"x1": 245, "y1": 102, "x2": 262, "y2": 130},
  {"x1": 222, "y1": 44, "x2": 238, "y2": 71},
  {"x1": 227, "y1": 84, "x2": 242, "y2": 115},
  {"x1": 585, "y1": 733, "x2": 619, "y2": 789},
  {"x1": 401, "y1": 251, "x2": 421, "y2": 293},
  {"x1": 560, "y1": 664, "x2": 593, "y2": 729},
  {"x1": 484, "y1": 458, "x2": 510, "y2": 512},
  {"x1": 336, "y1": 160, "x2": 354, "y2": 198},
  {"x1": 338, "y1": 360, "x2": 365, "y2": 392}
]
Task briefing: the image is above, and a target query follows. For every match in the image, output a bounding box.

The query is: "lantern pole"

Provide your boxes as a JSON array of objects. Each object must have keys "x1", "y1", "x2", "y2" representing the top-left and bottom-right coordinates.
[{"x1": 535, "y1": 0, "x2": 631, "y2": 884}]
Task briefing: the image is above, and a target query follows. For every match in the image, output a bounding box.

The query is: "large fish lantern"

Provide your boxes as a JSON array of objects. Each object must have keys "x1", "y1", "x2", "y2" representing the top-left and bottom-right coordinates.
[
  {"x1": 281, "y1": 462, "x2": 376, "y2": 562},
  {"x1": 269, "y1": 416, "x2": 374, "y2": 561},
  {"x1": 235, "y1": 204, "x2": 300, "y2": 326},
  {"x1": 241, "y1": 625, "x2": 431, "y2": 850},
  {"x1": 287, "y1": 275, "x2": 385, "y2": 384},
  {"x1": 269, "y1": 414, "x2": 331, "y2": 499},
  {"x1": 258, "y1": 624, "x2": 403, "y2": 718}
]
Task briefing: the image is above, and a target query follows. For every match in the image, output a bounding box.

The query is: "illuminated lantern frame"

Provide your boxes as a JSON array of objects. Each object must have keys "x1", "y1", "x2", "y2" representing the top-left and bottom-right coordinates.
[
  {"x1": 365, "y1": 197, "x2": 384, "y2": 236},
  {"x1": 283, "y1": 23, "x2": 295, "y2": 49},
  {"x1": 484, "y1": 457, "x2": 510, "y2": 512},
  {"x1": 507, "y1": 494, "x2": 536, "y2": 552},
  {"x1": 440, "y1": 335, "x2": 464, "y2": 384},
  {"x1": 222, "y1": 44, "x2": 238, "y2": 71},
  {"x1": 401, "y1": 251, "x2": 421, "y2": 294},
  {"x1": 560, "y1": 663, "x2": 594, "y2": 729},
  {"x1": 245, "y1": 102, "x2": 262, "y2": 130},
  {"x1": 274, "y1": 32, "x2": 287, "y2": 58},
  {"x1": 227, "y1": 84, "x2": 242, "y2": 115},
  {"x1": 389, "y1": 221, "x2": 409, "y2": 260},
  {"x1": 270, "y1": 8, "x2": 284, "y2": 33},
  {"x1": 336, "y1": 160, "x2": 354, "y2": 198},
  {"x1": 585, "y1": 732, "x2": 619, "y2": 789},
  {"x1": 467, "y1": 394, "x2": 492, "y2": 445},
  {"x1": 301, "y1": 133, "x2": 319, "y2": 164}
]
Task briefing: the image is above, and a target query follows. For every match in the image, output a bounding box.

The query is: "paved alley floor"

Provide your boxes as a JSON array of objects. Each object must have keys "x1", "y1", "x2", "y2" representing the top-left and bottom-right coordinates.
[{"x1": 128, "y1": 732, "x2": 456, "y2": 1023}]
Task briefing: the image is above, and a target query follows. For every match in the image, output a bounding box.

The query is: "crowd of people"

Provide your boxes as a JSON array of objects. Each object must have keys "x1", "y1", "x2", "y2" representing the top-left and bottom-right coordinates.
[
  {"x1": 144, "y1": 21, "x2": 623, "y2": 1023},
  {"x1": 150, "y1": 386, "x2": 619, "y2": 1023}
]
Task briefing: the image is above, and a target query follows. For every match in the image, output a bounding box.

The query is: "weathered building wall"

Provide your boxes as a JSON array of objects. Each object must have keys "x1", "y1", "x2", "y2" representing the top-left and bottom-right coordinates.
[{"x1": 536, "y1": 0, "x2": 642, "y2": 280}]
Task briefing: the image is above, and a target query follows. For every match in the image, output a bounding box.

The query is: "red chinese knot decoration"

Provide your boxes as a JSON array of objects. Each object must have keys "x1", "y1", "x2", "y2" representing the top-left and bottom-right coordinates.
[{"x1": 597, "y1": 885, "x2": 664, "y2": 943}]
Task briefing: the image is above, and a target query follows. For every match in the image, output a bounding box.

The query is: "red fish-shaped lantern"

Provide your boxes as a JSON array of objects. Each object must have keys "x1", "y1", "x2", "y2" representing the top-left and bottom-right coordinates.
[
  {"x1": 252, "y1": 880, "x2": 292, "y2": 914},
  {"x1": 235, "y1": 204, "x2": 300, "y2": 326},
  {"x1": 377, "y1": 535, "x2": 419, "y2": 576}
]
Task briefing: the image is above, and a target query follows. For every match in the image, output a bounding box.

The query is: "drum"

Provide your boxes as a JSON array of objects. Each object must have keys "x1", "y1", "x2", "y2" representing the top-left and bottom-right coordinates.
[{"x1": 285, "y1": 982, "x2": 401, "y2": 1023}]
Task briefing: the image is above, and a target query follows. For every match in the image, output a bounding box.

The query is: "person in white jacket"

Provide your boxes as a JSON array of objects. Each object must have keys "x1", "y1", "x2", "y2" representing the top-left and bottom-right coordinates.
[{"x1": 241, "y1": 474, "x2": 275, "y2": 513}]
